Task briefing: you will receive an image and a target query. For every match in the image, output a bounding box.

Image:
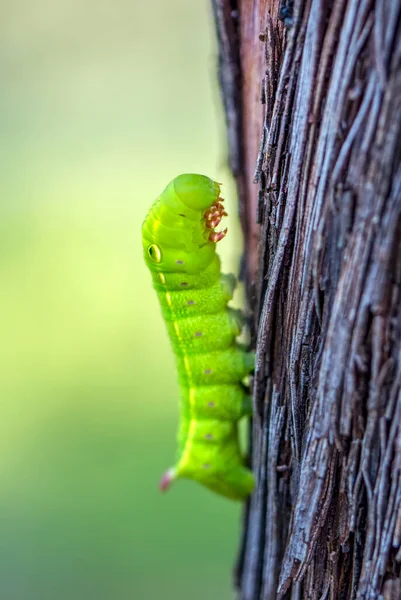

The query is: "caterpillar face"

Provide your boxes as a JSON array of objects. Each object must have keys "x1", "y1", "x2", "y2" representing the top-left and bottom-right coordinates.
[
  {"x1": 142, "y1": 174, "x2": 255, "y2": 501},
  {"x1": 142, "y1": 174, "x2": 227, "y2": 275}
]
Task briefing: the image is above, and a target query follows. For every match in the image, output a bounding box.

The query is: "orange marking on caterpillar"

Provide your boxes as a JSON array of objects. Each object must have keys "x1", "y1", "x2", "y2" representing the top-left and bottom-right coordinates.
[
  {"x1": 205, "y1": 210, "x2": 219, "y2": 221},
  {"x1": 209, "y1": 228, "x2": 228, "y2": 243},
  {"x1": 210, "y1": 216, "x2": 223, "y2": 228}
]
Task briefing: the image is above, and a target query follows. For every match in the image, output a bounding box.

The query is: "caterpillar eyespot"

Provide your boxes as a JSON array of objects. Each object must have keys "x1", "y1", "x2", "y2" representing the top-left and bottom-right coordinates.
[
  {"x1": 142, "y1": 174, "x2": 255, "y2": 501},
  {"x1": 148, "y1": 244, "x2": 162, "y2": 263}
]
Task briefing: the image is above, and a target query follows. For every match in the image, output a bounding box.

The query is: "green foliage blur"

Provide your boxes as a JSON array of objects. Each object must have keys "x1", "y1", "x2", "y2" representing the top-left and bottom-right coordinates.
[{"x1": 0, "y1": 2, "x2": 246, "y2": 599}]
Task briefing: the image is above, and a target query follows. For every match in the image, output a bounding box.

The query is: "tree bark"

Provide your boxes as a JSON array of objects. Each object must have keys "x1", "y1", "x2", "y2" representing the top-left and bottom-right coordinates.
[{"x1": 212, "y1": 1, "x2": 401, "y2": 598}]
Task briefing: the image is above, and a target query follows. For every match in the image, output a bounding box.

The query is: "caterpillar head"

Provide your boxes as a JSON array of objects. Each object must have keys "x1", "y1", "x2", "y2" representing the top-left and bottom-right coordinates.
[{"x1": 142, "y1": 174, "x2": 228, "y2": 274}]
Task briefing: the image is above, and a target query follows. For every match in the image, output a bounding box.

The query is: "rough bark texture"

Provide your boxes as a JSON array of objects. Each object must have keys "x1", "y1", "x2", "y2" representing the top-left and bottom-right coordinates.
[{"x1": 212, "y1": 1, "x2": 401, "y2": 598}]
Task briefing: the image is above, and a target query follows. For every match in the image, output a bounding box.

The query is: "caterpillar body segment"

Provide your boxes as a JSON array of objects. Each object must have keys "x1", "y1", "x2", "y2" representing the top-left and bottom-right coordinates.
[
  {"x1": 157, "y1": 274, "x2": 236, "y2": 319},
  {"x1": 142, "y1": 174, "x2": 255, "y2": 500}
]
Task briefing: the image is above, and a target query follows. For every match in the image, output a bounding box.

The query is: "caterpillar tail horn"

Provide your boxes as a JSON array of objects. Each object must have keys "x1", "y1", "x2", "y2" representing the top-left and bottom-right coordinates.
[{"x1": 159, "y1": 468, "x2": 176, "y2": 492}]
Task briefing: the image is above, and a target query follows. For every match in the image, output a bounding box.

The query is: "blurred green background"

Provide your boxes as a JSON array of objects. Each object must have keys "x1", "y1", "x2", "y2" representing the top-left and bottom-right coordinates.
[{"x1": 0, "y1": 2, "x2": 245, "y2": 599}]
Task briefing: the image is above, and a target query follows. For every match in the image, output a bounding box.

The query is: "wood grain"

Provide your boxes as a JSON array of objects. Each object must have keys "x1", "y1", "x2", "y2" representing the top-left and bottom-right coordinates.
[{"x1": 213, "y1": 0, "x2": 401, "y2": 598}]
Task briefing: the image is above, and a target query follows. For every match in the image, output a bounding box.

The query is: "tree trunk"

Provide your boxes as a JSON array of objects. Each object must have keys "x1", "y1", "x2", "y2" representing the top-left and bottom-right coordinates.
[{"x1": 212, "y1": 1, "x2": 401, "y2": 598}]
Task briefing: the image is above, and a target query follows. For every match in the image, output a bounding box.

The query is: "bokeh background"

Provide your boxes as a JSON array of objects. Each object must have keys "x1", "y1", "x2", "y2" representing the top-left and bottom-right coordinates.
[{"x1": 0, "y1": 2, "x2": 246, "y2": 599}]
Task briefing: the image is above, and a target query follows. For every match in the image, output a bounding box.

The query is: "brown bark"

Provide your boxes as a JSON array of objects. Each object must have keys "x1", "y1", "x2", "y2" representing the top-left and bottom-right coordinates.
[{"x1": 212, "y1": 1, "x2": 401, "y2": 598}]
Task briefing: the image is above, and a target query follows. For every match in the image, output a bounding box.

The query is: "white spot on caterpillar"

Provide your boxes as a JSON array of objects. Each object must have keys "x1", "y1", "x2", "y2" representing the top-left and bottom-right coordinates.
[
  {"x1": 194, "y1": 331, "x2": 203, "y2": 337},
  {"x1": 207, "y1": 402, "x2": 215, "y2": 407},
  {"x1": 176, "y1": 260, "x2": 184, "y2": 265},
  {"x1": 158, "y1": 273, "x2": 166, "y2": 284},
  {"x1": 165, "y1": 293, "x2": 172, "y2": 307},
  {"x1": 187, "y1": 300, "x2": 195, "y2": 305},
  {"x1": 204, "y1": 369, "x2": 212, "y2": 374}
]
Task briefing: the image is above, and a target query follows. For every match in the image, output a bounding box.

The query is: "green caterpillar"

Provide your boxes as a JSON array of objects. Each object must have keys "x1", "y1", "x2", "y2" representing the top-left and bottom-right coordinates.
[{"x1": 142, "y1": 174, "x2": 255, "y2": 500}]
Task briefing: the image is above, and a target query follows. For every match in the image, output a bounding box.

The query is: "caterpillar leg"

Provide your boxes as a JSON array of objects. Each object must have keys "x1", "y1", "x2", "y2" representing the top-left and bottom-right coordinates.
[
  {"x1": 220, "y1": 273, "x2": 237, "y2": 300},
  {"x1": 217, "y1": 464, "x2": 255, "y2": 500},
  {"x1": 241, "y1": 394, "x2": 253, "y2": 417},
  {"x1": 227, "y1": 307, "x2": 244, "y2": 336}
]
